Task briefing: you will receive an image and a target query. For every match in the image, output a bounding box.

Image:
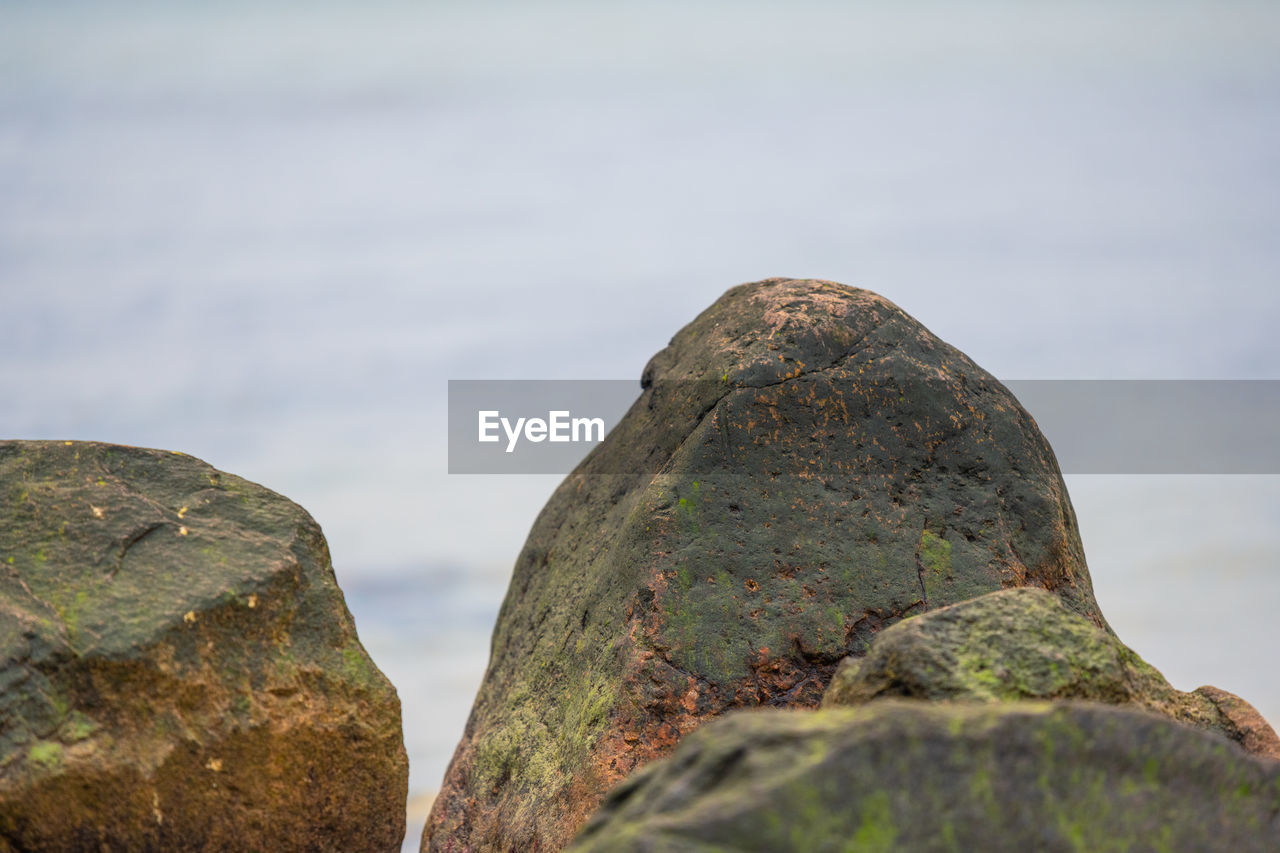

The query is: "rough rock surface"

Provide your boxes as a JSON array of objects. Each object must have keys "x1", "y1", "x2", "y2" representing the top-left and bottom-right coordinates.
[
  {"x1": 426, "y1": 278, "x2": 1107, "y2": 850},
  {"x1": 822, "y1": 587, "x2": 1280, "y2": 760},
  {"x1": 0, "y1": 441, "x2": 407, "y2": 851},
  {"x1": 568, "y1": 701, "x2": 1280, "y2": 852}
]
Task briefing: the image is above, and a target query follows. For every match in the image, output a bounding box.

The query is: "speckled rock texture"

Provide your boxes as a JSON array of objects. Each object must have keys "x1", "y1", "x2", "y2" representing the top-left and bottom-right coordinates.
[
  {"x1": 568, "y1": 701, "x2": 1280, "y2": 852},
  {"x1": 821, "y1": 587, "x2": 1280, "y2": 760},
  {"x1": 425, "y1": 278, "x2": 1107, "y2": 851},
  {"x1": 0, "y1": 441, "x2": 407, "y2": 852}
]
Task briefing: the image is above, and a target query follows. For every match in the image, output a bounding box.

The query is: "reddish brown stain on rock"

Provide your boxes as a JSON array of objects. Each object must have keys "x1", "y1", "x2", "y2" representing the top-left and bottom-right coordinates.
[{"x1": 1195, "y1": 685, "x2": 1280, "y2": 761}]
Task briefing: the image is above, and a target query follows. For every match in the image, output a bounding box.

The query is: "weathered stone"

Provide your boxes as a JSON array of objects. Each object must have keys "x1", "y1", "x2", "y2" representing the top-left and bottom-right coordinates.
[
  {"x1": 0, "y1": 441, "x2": 407, "y2": 851},
  {"x1": 821, "y1": 586, "x2": 1280, "y2": 760},
  {"x1": 569, "y1": 702, "x2": 1280, "y2": 852},
  {"x1": 1196, "y1": 685, "x2": 1280, "y2": 761},
  {"x1": 425, "y1": 278, "x2": 1107, "y2": 850}
]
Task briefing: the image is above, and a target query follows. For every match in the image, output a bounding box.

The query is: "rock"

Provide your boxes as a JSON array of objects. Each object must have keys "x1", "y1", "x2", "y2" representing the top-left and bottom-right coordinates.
[
  {"x1": 568, "y1": 701, "x2": 1280, "y2": 852},
  {"x1": 426, "y1": 278, "x2": 1107, "y2": 850},
  {"x1": 0, "y1": 441, "x2": 407, "y2": 851},
  {"x1": 1197, "y1": 686, "x2": 1280, "y2": 761},
  {"x1": 821, "y1": 586, "x2": 1280, "y2": 760}
]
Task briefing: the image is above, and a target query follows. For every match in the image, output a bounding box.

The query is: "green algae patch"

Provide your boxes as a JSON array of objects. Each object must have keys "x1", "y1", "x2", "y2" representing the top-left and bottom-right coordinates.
[
  {"x1": 61, "y1": 712, "x2": 96, "y2": 742},
  {"x1": 568, "y1": 702, "x2": 1280, "y2": 853},
  {"x1": 849, "y1": 790, "x2": 898, "y2": 851},
  {"x1": 26, "y1": 742, "x2": 62, "y2": 772},
  {"x1": 471, "y1": 662, "x2": 619, "y2": 809},
  {"x1": 918, "y1": 528, "x2": 954, "y2": 607},
  {"x1": 919, "y1": 529, "x2": 951, "y2": 577}
]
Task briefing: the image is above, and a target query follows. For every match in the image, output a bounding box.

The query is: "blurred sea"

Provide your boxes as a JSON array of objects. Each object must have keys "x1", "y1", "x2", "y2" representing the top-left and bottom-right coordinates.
[{"x1": 2, "y1": 2, "x2": 1279, "y2": 848}]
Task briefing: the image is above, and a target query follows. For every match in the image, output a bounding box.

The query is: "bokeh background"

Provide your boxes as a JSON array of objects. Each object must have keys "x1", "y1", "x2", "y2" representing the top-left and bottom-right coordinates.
[{"x1": 3, "y1": 1, "x2": 1278, "y2": 847}]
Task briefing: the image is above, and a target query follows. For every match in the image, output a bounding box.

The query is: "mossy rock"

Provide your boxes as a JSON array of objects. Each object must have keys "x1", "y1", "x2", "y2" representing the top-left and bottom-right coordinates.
[
  {"x1": 821, "y1": 587, "x2": 1280, "y2": 761},
  {"x1": 425, "y1": 279, "x2": 1107, "y2": 850},
  {"x1": 570, "y1": 701, "x2": 1280, "y2": 852},
  {"x1": 0, "y1": 441, "x2": 407, "y2": 851}
]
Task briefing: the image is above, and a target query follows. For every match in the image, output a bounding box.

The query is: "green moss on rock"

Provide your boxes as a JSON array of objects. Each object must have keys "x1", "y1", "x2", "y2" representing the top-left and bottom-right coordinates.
[
  {"x1": 569, "y1": 702, "x2": 1280, "y2": 852},
  {"x1": 821, "y1": 587, "x2": 1280, "y2": 760},
  {"x1": 25, "y1": 742, "x2": 62, "y2": 772}
]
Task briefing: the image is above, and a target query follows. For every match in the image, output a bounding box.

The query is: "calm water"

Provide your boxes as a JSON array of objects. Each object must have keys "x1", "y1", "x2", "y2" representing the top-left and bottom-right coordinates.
[{"x1": 3, "y1": 2, "x2": 1279, "y2": 847}]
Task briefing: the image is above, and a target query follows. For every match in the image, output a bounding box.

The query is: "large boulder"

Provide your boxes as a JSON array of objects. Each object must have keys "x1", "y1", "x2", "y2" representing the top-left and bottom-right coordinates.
[
  {"x1": 426, "y1": 278, "x2": 1107, "y2": 850},
  {"x1": 0, "y1": 441, "x2": 407, "y2": 851},
  {"x1": 822, "y1": 587, "x2": 1280, "y2": 760},
  {"x1": 568, "y1": 701, "x2": 1280, "y2": 852}
]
